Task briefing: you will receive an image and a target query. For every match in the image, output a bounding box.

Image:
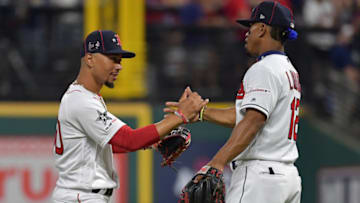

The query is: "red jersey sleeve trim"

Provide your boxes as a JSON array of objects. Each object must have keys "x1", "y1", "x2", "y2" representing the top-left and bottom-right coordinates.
[{"x1": 109, "y1": 124, "x2": 160, "y2": 153}]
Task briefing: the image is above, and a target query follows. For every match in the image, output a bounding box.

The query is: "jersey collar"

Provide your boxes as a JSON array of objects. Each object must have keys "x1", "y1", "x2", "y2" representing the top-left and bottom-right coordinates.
[{"x1": 257, "y1": 50, "x2": 286, "y2": 61}]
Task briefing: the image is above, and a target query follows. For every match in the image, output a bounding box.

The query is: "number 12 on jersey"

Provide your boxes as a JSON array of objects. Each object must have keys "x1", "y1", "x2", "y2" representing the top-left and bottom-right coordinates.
[{"x1": 288, "y1": 97, "x2": 300, "y2": 141}]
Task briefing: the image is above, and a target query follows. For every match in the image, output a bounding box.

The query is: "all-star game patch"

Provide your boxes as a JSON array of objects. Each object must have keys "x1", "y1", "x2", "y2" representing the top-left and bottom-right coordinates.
[{"x1": 96, "y1": 110, "x2": 112, "y2": 126}]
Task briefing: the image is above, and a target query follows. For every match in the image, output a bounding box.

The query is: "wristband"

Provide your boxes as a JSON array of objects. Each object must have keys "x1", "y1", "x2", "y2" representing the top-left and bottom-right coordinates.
[
  {"x1": 174, "y1": 110, "x2": 189, "y2": 124},
  {"x1": 199, "y1": 105, "x2": 207, "y2": 122}
]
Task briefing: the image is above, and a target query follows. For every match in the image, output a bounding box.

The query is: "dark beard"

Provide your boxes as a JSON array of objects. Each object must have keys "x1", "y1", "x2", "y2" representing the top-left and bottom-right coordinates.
[{"x1": 105, "y1": 81, "x2": 114, "y2": 88}]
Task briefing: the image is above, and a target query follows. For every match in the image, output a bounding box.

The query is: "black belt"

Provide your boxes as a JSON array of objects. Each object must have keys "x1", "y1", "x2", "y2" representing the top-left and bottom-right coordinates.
[
  {"x1": 92, "y1": 188, "x2": 113, "y2": 196},
  {"x1": 231, "y1": 160, "x2": 275, "y2": 174}
]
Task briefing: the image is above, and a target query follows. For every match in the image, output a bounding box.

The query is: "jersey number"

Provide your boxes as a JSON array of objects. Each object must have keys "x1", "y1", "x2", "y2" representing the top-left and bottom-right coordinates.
[
  {"x1": 54, "y1": 120, "x2": 64, "y2": 155},
  {"x1": 288, "y1": 97, "x2": 300, "y2": 141}
]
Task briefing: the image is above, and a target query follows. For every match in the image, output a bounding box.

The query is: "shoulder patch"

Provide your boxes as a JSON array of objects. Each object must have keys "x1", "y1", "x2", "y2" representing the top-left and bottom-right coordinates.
[
  {"x1": 236, "y1": 82, "x2": 245, "y2": 100},
  {"x1": 96, "y1": 110, "x2": 112, "y2": 126}
]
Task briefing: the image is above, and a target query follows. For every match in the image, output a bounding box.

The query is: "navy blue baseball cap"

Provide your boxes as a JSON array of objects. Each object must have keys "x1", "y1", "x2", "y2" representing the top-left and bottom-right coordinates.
[
  {"x1": 80, "y1": 30, "x2": 135, "y2": 58},
  {"x1": 237, "y1": 1, "x2": 295, "y2": 29}
]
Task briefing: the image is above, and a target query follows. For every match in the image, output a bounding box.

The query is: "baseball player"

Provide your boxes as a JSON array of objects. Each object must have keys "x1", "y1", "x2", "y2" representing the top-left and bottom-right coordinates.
[
  {"x1": 51, "y1": 30, "x2": 208, "y2": 203},
  {"x1": 166, "y1": 1, "x2": 302, "y2": 203}
]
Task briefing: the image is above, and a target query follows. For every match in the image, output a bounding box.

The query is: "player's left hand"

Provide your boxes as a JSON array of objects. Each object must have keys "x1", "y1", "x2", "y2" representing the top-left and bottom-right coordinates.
[
  {"x1": 179, "y1": 165, "x2": 225, "y2": 203},
  {"x1": 193, "y1": 162, "x2": 224, "y2": 183},
  {"x1": 153, "y1": 126, "x2": 191, "y2": 167}
]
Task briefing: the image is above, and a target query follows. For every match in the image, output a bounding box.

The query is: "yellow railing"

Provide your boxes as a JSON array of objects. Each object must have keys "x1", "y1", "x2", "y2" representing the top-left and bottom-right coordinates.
[{"x1": 83, "y1": 0, "x2": 147, "y2": 99}]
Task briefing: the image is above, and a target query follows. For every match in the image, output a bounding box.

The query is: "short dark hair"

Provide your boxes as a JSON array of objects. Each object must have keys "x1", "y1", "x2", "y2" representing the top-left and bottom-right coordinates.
[{"x1": 270, "y1": 26, "x2": 288, "y2": 44}]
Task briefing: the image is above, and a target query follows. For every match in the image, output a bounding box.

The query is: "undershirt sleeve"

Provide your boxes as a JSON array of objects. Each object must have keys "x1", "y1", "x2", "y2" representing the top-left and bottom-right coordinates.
[{"x1": 109, "y1": 124, "x2": 160, "y2": 153}]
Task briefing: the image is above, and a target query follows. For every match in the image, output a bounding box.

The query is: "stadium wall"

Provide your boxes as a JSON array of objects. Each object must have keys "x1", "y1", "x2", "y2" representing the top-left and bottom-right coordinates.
[{"x1": 0, "y1": 102, "x2": 359, "y2": 203}]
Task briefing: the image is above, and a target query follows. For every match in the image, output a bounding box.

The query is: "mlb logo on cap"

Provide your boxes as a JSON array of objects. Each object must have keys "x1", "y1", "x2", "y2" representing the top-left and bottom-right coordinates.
[
  {"x1": 81, "y1": 30, "x2": 135, "y2": 58},
  {"x1": 237, "y1": 1, "x2": 295, "y2": 29}
]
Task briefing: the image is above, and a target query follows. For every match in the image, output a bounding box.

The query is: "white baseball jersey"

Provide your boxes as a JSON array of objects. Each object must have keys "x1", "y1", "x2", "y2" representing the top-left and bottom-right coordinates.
[
  {"x1": 53, "y1": 82, "x2": 125, "y2": 190},
  {"x1": 234, "y1": 52, "x2": 301, "y2": 163}
]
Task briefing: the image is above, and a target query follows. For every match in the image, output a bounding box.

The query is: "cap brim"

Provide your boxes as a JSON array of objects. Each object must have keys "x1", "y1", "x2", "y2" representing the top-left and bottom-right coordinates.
[
  {"x1": 105, "y1": 49, "x2": 136, "y2": 58},
  {"x1": 236, "y1": 20, "x2": 254, "y2": 28}
]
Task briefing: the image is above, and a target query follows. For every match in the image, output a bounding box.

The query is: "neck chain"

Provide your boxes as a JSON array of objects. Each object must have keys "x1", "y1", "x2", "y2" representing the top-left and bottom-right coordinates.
[
  {"x1": 99, "y1": 96, "x2": 107, "y2": 111},
  {"x1": 72, "y1": 80, "x2": 82, "y2": 86}
]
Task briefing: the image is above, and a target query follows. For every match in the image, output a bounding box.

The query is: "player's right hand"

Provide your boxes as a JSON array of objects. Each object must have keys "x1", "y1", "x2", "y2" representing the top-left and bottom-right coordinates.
[
  {"x1": 182, "y1": 92, "x2": 208, "y2": 121},
  {"x1": 165, "y1": 87, "x2": 208, "y2": 123}
]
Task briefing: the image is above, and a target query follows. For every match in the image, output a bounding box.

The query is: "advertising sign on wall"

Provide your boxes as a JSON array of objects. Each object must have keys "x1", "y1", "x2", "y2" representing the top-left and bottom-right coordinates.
[
  {"x1": 0, "y1": 136, "x2": 130, "y2": 203},
  {"x1": 0, "y1": 136, "x2": 57, "y2": 203}
]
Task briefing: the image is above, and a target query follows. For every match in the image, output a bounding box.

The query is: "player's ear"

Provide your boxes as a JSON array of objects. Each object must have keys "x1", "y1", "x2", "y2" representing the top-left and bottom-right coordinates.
[
  {"x1": 84, "y1": 53, "x2": 95, "y2": 68},
  {"x1": 258, "y1": 23, "x2": 266, "y2": 38}
]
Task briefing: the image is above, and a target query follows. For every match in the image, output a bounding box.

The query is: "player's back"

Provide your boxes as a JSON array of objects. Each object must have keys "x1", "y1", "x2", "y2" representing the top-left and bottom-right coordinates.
[
  {"x1": 54, "y1": 83, "x2": 120, "y2": 190},
  {"x1": 235, "y1": 54, "x2": 301, "y2": 163}
]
